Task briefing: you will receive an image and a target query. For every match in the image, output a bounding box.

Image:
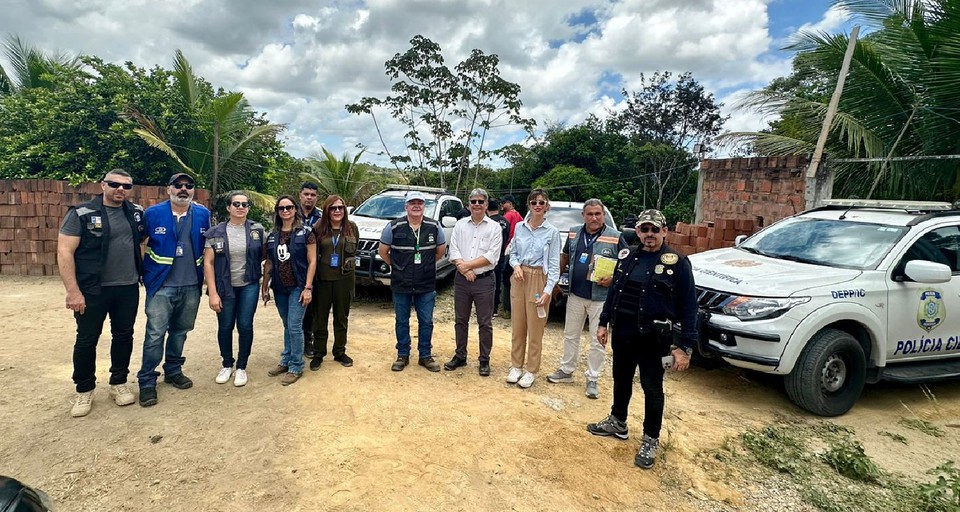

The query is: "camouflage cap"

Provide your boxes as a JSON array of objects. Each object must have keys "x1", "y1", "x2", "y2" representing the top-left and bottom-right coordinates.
[{"x1": 636, "y1": 209, "x2": 666, "y2": 228}]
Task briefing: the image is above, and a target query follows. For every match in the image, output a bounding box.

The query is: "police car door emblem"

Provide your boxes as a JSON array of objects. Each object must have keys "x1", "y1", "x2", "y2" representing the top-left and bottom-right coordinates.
[
  {"x1": 618, "y1": 248, "x2": 630, "y2": 259},
  {"x1": 918, "y1": 289, "x2": 945, "y2": 332},
  {"x1": 661, "y1": 253, "x2": 678, "y2": 265}
]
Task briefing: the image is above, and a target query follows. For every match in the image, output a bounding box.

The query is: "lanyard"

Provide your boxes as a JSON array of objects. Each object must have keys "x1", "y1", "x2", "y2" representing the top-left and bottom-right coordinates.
[
  {"x1": 581, "y1": 229, "x2": 601, "y2": 252},
  {"x1": 332, "y1": 233, "x2": 340, "y2": 249},
  {"x1": 412, "y1": 225, "x2": 421, "y2": 252}
]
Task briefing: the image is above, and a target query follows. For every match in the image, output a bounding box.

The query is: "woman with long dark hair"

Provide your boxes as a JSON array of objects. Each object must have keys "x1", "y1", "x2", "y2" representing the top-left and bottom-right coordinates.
[
  {"x1": 203, "y1": 191, "x2": 265, "y2": 387},
  {"x1": 261, "y1": 195, "x2": 317, "y2": 385},
  {"x1": 309, "y1": 195, "x2": 359, "y2": 371}
]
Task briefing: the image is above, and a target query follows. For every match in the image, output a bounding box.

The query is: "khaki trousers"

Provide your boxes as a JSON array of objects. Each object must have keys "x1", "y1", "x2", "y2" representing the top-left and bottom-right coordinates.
[{"x1": 510, "y1": 265, "x2": 548, "y2": 373}]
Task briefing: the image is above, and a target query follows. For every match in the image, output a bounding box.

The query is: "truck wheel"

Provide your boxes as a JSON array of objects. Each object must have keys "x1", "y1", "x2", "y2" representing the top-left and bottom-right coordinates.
[{"x1": 784, "y1": 328, "x2": 866, "y2": 417}]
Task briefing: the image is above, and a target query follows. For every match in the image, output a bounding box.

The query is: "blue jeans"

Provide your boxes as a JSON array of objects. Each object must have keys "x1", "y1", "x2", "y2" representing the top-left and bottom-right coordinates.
[
  {"x1": 274, "y1": 287, "x2": 306, "y2": 374},
  {"x1": 393, "y1": 291, "x2": 436, "y2": 358},
  {"x1": 138, "y1": 285, "x2": 201, "y2": 388},
  {"x1": 217, "y1": 283, "x2": 260, "y2": 370}
]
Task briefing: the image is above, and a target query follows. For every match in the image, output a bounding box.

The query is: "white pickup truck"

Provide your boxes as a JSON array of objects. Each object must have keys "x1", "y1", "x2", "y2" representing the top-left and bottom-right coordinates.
[
  {"x1": 688, "y1": 199, "x2": 960, "y2": 416},
  {"x1": 350, "y1": 185, "x2": 462, "y2": 286}
]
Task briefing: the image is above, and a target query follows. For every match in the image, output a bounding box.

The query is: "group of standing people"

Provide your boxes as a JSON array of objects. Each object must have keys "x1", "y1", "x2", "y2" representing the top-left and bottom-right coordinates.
[{"x1": 59, "y1": 170, "x2": 699, "y2": 470}]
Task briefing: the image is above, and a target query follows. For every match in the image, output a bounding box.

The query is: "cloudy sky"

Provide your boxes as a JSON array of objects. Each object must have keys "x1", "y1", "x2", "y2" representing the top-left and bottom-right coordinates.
[{"x1": 2, "y1": 0, "x2": 848, "y2": 166}]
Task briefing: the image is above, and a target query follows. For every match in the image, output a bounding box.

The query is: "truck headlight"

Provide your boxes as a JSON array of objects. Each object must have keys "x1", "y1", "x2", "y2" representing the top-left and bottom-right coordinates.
[{"x1": 721, "y1": 296, "x2": 810, "y2": 320}]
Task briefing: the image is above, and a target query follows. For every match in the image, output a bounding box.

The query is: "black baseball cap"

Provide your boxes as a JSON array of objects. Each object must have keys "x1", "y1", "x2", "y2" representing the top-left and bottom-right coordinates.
[{"x1": 168, "y1": 173, "x2": 195, "y2": 185}]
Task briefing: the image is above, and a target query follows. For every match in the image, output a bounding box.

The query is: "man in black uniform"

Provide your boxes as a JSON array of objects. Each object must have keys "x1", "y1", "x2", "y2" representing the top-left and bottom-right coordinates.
[{"x1": 586, "y1": 209, "x2": 698, "y2": 469}]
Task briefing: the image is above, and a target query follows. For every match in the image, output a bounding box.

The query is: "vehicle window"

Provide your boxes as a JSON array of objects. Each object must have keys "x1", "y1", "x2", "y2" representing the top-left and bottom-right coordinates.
[
  {"x1": 740, "y1": 217, "x2": 908, "y2": 270},
  {"x1": 899, "y1": 226, "x2": 960, "y2": 273},
  {"x1": 440, "y1": 199, "x2": 462, "y2": 219},
  {"x1": 546, "y1": 206, "x2": 615, "y2": 233},
  {"x1": 353, "y1": 195, "x2": 438, "y2": 220}
]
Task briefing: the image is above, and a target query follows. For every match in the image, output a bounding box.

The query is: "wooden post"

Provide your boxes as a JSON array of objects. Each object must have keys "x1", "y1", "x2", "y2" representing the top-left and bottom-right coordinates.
[{"x1": 807, "y1": 26, "x2": 860, "y2": 181}]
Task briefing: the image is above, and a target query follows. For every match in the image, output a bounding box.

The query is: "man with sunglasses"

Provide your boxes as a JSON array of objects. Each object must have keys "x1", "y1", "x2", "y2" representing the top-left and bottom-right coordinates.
[
  {"x1": 58, "y1": 169, "x2": 145, "y2": 417},
  {"x1": 298, "y1": 182, "x2": 322, "y2": 359},
  {"x1": 137, "y1": 173, "x2": 212, "y2": 407},
  {"x1": 586, "y1": 209, "x2": 698, "y2": 470}
]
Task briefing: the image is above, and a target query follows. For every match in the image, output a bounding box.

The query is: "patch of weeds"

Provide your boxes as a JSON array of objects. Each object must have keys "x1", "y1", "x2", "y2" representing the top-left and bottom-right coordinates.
[
  {"x1": 819, "y1": 436, "x2": 882, "y2": 483},
  {"x1": 899, "y1": 417, "x2": 944, "y2": 438},
  {"x1": 740, "y1": 424, "x2": 811, "y2": 477},
  {"x1": 878, "y1": 431, "x2": 908, "y2": 444},
  {"x1": 917, "y1": 461, "x2": 960, "y2": 511}
]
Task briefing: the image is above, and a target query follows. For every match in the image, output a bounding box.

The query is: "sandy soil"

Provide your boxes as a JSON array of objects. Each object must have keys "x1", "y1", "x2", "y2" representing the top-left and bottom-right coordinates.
[{"x1": 0, "y1": 275, "x2": 957, "y2": 512}]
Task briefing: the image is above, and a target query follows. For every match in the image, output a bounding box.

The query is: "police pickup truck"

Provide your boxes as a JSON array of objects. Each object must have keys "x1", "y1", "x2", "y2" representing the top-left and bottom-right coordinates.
[
  {"x1": 350, "y1": 185, "x2": 462, "y2": 286},
  {"x1": 689, "y1": 199, "x2": 960, "y2": 416}
]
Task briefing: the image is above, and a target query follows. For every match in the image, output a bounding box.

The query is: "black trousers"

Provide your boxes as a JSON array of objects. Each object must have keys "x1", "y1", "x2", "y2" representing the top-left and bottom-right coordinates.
[
  {"x1": 610, "y1": 320, "x2": 667, "y2": 439},
  {"x1": 312, "y1": 276, "x2": 354, "y2": 359},
  {"x1": 73, "y1": 284, "x2": 140, "y2": 393}
]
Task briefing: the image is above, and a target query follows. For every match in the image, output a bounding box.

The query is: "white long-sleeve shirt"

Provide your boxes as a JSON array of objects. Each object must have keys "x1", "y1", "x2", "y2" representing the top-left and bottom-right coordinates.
[{"x1": 449, "y1": 215, "x2": 502, "y2": 274}]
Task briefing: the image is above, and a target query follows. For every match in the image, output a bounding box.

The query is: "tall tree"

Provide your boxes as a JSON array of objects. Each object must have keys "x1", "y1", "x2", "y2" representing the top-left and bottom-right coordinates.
[
  {"x1": 346, "y1": 35, "x2": 535, "y2": 195},
  {"x1": 0, "y1": 35, "x2": 81, "y2": 95}
]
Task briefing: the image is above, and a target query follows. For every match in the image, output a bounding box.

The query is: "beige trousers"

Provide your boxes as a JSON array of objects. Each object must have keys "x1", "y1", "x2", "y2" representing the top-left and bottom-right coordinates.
[{"x1": 510, "y1": 265, "x2": 548, "y2": 373}]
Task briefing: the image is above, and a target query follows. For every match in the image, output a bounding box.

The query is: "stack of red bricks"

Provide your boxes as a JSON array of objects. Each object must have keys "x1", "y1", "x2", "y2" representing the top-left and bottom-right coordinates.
[
  {"x1": 667, "y1": 218, "x2": 758, "y2": 256},
  {"x1": 0, "y1": 179, "x2": 210, "y2": 276}
]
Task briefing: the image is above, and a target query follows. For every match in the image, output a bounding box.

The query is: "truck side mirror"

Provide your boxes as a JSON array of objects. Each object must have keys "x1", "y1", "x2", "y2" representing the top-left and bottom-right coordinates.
[
  {"x1": 441, "y1": 216, "x2": 458, "y2": 228},
  {"x1": 735, "y1": 235, "x2": 747, "y2": 246},
  {"x1": 621, "y1": 227, "x2": 637, "y2": 246}
]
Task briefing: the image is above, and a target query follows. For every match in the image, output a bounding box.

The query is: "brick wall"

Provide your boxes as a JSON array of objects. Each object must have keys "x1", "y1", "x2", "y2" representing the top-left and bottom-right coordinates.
[
  {"x1": 0, "y1": 179, "x2": 210, "y2": 276},
  {"x1": 698, "y1": 155, "x2": 808, "y2": 228}
]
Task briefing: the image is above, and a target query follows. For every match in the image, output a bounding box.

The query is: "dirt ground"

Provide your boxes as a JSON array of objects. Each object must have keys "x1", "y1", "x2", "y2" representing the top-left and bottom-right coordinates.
[{"x1": 0, "y1": 275, "x2": 958, "y2": 512}]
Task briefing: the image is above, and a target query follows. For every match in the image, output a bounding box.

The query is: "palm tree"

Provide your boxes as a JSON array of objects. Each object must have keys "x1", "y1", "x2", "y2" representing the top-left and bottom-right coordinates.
[
  {"x1": 724, "y1": 0, "x2": 960, "y2": 200},
  {"x1": 301, "y1": 147, "x2": 370, "y2": 204},
  {"x1": 129, "y1": 49, "x2": 282, "y2": 208},
  {"x1": 0, "y1": 35, "x2": 81, "y2": 95}
]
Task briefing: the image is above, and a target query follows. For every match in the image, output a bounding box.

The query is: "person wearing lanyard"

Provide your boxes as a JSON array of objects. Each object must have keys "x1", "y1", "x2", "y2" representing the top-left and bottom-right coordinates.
[
  {"x1": 202, "y1": 192, "x2": 265, "y2": 388},
  {"x1": 547, "y1": 199, "x2": 626, "y2": 399},
  {"x1": 379, "y1": 190, "x2": 446, "y2": 372},
  {"x1": 138, "y1": 173, "x2": 211, "y2": 407},
  {"x1": 506, "y1": 188, "x2": 561, "y2": 389},
  {"x1": 586, "y1": 209, "x2": 697, "y2": 469},
  {"x1": 308, "y1": 195, "x2": 359, "y2": 371}
]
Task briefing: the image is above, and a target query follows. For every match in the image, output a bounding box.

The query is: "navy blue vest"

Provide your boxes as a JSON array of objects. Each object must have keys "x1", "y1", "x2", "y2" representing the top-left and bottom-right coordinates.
[
  {"x1": 204, "y1": 221, "x2": 265, "y2": 300},
  {"x1": 266, "y1": 226, "x2": 311, "y2": 292}
]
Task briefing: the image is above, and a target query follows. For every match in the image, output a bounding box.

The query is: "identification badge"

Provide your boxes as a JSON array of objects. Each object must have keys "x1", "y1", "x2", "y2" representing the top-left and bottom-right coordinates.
[
  {"x1": 330, "y1": 253, "x2": 340, "y2": 268},
  {"x1": 578, "y1": 252, "x2": 588, "y2": 264},
  {"x1": 175, "y1": 242, "x2": 184, "y2": 257},
  {"x1": 414, "y1": 253, "x2": 422, "y2": 265}
]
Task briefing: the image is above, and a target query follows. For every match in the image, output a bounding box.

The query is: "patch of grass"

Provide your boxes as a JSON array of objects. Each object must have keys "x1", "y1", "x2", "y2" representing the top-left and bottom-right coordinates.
[
  {"x1": 819, "y1": 436, "x2": 881, "y2": 483},
  {"x1": 740, "y1": 424, "x2": 811, "y2": 477},
  {"x1": 878, "y1": 431, "x2": 908, "y2": 444},
  {"x1": 899, "y1": 417, "x2": 944, "y2": 438}
]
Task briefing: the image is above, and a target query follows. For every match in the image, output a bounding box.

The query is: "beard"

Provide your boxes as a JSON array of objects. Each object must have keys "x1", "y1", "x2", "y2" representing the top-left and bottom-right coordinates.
[{"x1": 171, "y1": 194, "x2": 192, "y2": 206}]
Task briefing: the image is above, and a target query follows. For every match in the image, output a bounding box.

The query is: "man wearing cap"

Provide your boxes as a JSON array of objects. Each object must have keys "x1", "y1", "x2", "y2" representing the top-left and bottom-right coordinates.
[
  {"x1": 499, "y1": 194, "x2": 523, "y2": 318},
  {"x1": 445, "y1": 188, "x2": 502, "y2": 376},
  {"x1": 137, "y1": 172, "x2": 212, "y2": 407},
  {"x1": 586, "y1": 209, "x2": 697, "y2": 470},
  {"x1": 58, "y1": 169, "x2": 145, "y2": 417},
  {"x1": 299, "y1": 181, "x2": 322, "y2": 359},
  {"x1": 378, "y1": 191, "x2": 446, "y2": 372}
]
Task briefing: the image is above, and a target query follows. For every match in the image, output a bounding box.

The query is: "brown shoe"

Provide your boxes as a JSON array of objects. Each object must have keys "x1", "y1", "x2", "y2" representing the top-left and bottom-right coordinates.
[
  {"x1": 268, "y1": 365, "x2": 289, "y2": 377},
  {"x1": 280, "y1": 372, "x2": 301, "y2": 386}
]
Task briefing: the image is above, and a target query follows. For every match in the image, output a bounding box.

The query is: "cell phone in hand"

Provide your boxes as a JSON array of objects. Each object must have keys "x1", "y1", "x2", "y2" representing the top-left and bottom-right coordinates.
[{"x1": 661, "y1": 354, "x2": 674, "y2": 370}]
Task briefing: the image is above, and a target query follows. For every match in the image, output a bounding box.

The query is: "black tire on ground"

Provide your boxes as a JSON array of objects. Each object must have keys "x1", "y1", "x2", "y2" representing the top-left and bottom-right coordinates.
[{"x1": 784, "y1": 328, "x2": 866, "y2": 417}]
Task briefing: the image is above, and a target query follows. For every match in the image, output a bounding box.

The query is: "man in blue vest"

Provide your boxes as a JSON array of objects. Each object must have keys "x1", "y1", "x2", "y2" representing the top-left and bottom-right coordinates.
[
  {"x1": 547, "y1": 199, "x2": 626, "y2": 399},
  {"x1": 379, "y1": 190, "x2": 446, "y2": 372},
  {"x1": 137, "y1": 173, "x2": 211, "y2": 407},
  {"x1": 58, "y1": 169, "x2": 145, "y2": 417},
  {"x1": 299, "y1": 181, "x2": 322, "y2": 359}
]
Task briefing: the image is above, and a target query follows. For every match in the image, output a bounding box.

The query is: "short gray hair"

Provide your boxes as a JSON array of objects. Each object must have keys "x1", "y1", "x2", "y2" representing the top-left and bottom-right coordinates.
[
  {"x1": 583, "y1": 198, "x2": 603, "y2": 210},
  {"x1": 469, "y1": 188, "x2": 488, "y2": 201}
]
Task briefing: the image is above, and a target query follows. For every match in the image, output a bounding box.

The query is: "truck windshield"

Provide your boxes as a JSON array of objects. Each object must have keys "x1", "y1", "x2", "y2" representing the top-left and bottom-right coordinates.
[
  {"x1": 740, "y1": 217, "x2": 908, "y2": 269},
  {"x1": 353, "y1": 196, "x2": 438, "y2": 220}
]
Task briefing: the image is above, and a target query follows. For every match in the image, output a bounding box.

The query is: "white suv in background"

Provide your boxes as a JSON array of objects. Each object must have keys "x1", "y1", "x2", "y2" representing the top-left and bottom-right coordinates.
[
  {"x1": 689, "y1": 200, "x2": 960, "y2": 416},
  {"x1": 350, "y1": 185, "x2": 462, "y2": 286}
]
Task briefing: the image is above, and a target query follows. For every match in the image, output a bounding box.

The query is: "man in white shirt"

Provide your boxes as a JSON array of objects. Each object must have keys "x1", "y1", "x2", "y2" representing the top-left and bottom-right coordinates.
[{"x1": 445, "y1": 188, "x2": 503, "y2": 376}]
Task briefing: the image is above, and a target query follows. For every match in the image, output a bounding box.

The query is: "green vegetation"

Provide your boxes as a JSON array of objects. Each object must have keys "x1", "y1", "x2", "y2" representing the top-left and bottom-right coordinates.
[{"x1": 899, "y1": 418, "x2": 945, "y2": 438}]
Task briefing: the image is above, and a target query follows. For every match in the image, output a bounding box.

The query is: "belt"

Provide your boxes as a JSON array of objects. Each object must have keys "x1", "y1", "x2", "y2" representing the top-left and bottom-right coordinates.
[{"x1": 474, "y1": 270, "x2": 494, "y2": 279}]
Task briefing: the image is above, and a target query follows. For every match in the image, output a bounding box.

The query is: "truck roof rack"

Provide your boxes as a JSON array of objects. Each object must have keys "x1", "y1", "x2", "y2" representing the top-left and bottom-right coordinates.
[
  {"x1": 818, "y1": 199, "x2": 954, "y2": 213},
  {"x1": 379, "y1": 184, "x2": 449, "y2": 194}
]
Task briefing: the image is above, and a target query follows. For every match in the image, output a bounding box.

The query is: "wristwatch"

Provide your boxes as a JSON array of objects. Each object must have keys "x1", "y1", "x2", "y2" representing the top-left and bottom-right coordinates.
[
  {"x1": 304, "y1": 286, "x2": 313, "y2": 291},
  {"x1": 671, "y1": 344, "x2": 693, "y2": 357}
]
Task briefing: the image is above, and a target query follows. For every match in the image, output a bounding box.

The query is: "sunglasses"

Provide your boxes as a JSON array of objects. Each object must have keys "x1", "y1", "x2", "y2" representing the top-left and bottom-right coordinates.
[
  {"x1": 469, "y1": 199, "x2": 486, "y2": 205},
  {"x1": 639, "y1": 226, "x2": 662, "y2": 233},
  {"x1": 104, "y1": 181, "x2": 133, "y2": 190},
  {"x1": 276, "y1": 205, "x2": 296, "y2": 212},
  {"x1": 172, "y1": 182, "x2": 195, "y2": 190},
  {"x1": 529, "y1": 200, "x2": 547, "y2": 206},
  {"x1": 329, "y1": 205, "x2": 345, "y2": 211},
  {"x1": 231, "y1": 201, "x2": 250, "y2": 208}
]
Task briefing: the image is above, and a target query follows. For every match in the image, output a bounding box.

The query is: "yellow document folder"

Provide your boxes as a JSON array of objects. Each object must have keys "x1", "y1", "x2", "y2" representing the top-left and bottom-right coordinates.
[{"x1": 588, "y1": 255, "x2": 617, "y2": 282}]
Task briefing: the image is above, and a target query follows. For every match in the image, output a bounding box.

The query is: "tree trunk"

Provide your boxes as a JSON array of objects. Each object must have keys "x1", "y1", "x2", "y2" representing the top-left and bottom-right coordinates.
[{"x1": 211, "y1": 121, "x2": 220, "y2": 208}]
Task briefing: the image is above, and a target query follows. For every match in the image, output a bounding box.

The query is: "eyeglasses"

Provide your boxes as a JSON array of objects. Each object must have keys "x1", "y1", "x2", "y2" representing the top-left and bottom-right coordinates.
[
  {"x1": 529, "y1": 200, "x2": 547, "y2": 206},
  {"x1": 469, "y1": 199, "x2": 486, "y2": 205},
  {"x1": 231, "y1": 201, "x2": 250, "y2": 208},
  {"x1": 104, "y1": 181, "x2": 133, "y2": 190},
  {"x1": 639, "y1": 226, "x2": 662, "y2": 233},
  {"x1": 329, "y1": 205, "x2": 345, "y2": 211},
  {"x1": 172, "y1": 182, "x2": 195, "y2": 190},
  {"x1": 276, "y1": 205, "x2": 296, "y2": 212}
]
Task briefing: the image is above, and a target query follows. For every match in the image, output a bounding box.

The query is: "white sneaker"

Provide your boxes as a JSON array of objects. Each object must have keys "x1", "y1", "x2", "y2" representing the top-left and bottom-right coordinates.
[
  {"x1": 518, "y1": 371, "x2": 536, "y2": 389},
  {"x1": 216, "y1": 367, "x2": 233, "y2": 384},
  {"x1": 506, "y1": 367, "x2": 523, "y2": 384},
  {"x1": 109, "y1": 384, "x2": 136, "y2": 406},
  {"x1": 234, "y1": 369, "x2": 248, "y2": 387},
  {"x1": 71, "y1": 391, "x2": 93, "y2": 417}
]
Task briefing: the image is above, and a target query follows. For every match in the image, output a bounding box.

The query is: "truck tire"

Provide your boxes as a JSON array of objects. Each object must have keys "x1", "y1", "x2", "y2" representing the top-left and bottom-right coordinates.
[{"x1": 784, "y1": 328, "x2": 866, "y2": 417}]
